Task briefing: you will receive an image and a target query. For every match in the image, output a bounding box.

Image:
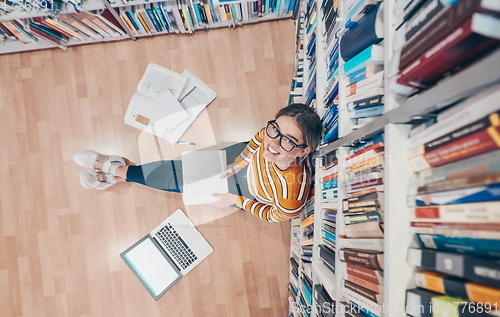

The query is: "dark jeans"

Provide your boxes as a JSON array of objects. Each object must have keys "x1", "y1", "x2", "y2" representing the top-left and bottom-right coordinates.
[{"x1": 125, "y1": 142, "x2": 253, "y2": 199}]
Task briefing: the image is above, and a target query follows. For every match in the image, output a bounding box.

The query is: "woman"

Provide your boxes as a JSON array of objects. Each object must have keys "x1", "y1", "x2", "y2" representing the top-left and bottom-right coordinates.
[{"x1": 74, "y1": 104, "x2": 323, "y2": 222}]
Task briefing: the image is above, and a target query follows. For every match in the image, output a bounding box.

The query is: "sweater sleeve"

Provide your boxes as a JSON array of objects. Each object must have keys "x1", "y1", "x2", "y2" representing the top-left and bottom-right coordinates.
[
  {"x1": 233, "y1": 128, "x2": 266, "y2": 168},
  {"x1": 235, "y1": 166, "x2": 311, "y2": 222}
]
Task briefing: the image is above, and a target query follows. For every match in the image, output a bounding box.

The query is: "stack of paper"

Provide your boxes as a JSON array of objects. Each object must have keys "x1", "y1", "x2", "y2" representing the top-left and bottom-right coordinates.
[{"x1": 124, "y1": 63, "x2": 217, "y2": 144}]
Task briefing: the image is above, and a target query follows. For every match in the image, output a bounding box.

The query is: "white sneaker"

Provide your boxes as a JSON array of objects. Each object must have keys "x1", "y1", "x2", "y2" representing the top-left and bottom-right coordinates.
[
  {"x1": 79, "y1": 170, "x2": 116, "y2": 190},
  {"x1": 73, "y1": 150, "x2": 125, "y2": 174}
]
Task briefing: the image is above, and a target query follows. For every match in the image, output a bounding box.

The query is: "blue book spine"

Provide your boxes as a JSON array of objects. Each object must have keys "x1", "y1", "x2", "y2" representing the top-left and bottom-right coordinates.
[
  {"x1": 145, "y1": 7, "x2": 163, "y2": 32},
  {"x1": 323, "y1": 209, "x2": 337, "y2": 221},
  {"x1": 322, "y1": 230, "x2": 336, "y2": 245},
  {"x1": 322, "y1": 122, "x2": 339, "y2": 144},
  {"x1": 352, "y1": 134, "x2": 384, "y2": 153},
  {"x1": 343, "y1": 44, "x2": 381, "y2": 73},
  {"x1": 288, "y1": 0, "x2": 296, "y2": 12},
  {"x1": 126, "y1": 10, "x2": 143, "y2": 32},
  {"x1": 340, "y1": 1, "x2": 382, "y2": 62},
  {"x1": 346, "y1": 66, "x2": 371, "y2": 85},
  {"x1": 414, "y1": 184, "x2": 500, "y2": 206},
  {"x1": 349, "y1": 105, "x2": 384, "y2": 118},
  {"x1": 415, "y1": 233, "x2": 500, "y2": 259},
  {"x1": 321, "y1": 178, "x2": 338, "y2": 190}
]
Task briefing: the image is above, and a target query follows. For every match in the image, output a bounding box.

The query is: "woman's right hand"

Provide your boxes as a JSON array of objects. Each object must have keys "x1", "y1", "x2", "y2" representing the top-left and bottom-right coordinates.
[{"x1": 220, "y1": 163, "x2": 243, "y2": 179}]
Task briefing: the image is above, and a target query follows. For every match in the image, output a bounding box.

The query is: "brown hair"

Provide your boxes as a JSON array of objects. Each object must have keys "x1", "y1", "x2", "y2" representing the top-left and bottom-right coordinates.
[{"x1": 275, "y1": 103, "x2": 323, "y2": 154}]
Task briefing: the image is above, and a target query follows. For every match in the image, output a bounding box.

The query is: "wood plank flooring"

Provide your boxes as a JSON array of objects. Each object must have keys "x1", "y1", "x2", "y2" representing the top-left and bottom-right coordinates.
[{"x1": 0, "y1": 19, "x2": 297, "y2": 317}]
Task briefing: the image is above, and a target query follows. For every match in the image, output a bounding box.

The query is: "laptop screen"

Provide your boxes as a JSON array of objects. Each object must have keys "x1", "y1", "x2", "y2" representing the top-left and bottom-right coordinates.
[{"x1": 122, "y1": 236, "x2": 181, "y2": 298}]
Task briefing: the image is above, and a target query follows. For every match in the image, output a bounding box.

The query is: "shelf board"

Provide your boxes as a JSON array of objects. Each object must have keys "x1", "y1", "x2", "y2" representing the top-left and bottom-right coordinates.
[
  {"x1": 0, "y1": 0, "x2": 105, "y2": 22},
  {"x1": 312, "y1": 260, "x2": 335, "y2": 298},
  {"x1": 316, "y1": 47, "x2": 500, "y2": 157},
  {"x1": 0, "y1": 39, "x2": 57, "y2": 54}
]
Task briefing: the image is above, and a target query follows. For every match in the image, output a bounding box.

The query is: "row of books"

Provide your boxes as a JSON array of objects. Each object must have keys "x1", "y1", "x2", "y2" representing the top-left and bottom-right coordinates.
[
  {"x1": 319, "y1": 0, "x2": 339, "y2": 146},
  {"x1": 391, "y1": 0, "x2": 500, "y2": 93},
  {"x1": 0, "y1": 9, "x2": 126, "y2": 48},
  {"x1": 302, "y1": 0, "x2": 316, "y2": 108},
  {"x1": 404, "y1": 78, "x2": 500, "y2": 315},
  {"x1": 338, "y1": 133, "x2": 385, "y2": 317}
]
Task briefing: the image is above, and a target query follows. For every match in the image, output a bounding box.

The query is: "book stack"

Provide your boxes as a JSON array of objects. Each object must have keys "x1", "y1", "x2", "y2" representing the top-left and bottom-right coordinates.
[
  {"x1": 340, "y1": 133, "x2": 385, "y2": 317},
  {"x1": 404, "y1": 83, "x2": 500, "y2": 317},
  {"x1": 392, "y1": 0, "x2": 500, "y2": 92},
  {"x1": 339, "y1": 1, "x2": 384, "y2": 131},
  {"x1": 320, "y1": 0, "x2": 340, "y2": 145},
  {"x1": 303, "y1": 0, "x2": 317, "y2": 107},
  {"x1": 0, "y1": 9, "x2": 126, "y2": 48}
]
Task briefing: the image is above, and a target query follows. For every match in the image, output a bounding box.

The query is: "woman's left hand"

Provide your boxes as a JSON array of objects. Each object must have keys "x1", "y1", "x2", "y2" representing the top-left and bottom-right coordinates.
[{"x1": 212, "y1": 193, "x2": 239, "y2": 208}]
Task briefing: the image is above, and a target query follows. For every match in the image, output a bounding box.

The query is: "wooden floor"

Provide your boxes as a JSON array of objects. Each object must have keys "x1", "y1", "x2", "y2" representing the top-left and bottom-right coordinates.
[{"x1": 0, "y1": 20, "x2": 297, "y2": 317}]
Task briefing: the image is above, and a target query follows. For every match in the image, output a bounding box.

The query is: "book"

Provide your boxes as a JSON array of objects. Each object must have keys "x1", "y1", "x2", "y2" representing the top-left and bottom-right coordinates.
[
  {"x1": 319, "y1": 244, "x2": 336, "y2": 274},
  {"x1": 401, "y1": 0, "x2": 451, "y2": 43},
  {"x1": 409, "y1": 126, "x2": 500, "y2": 172},
  {"x1": 126, "y1": 68, "x2": 217, "y2": 145},
  {"x1": 405, "y1": 288, "x2": 494, "y2": 317},
  {"x1": 412, "y1": 202, "x2": 500, "y2": 223},
  {"x1": 344, "y1": 212, "x2": 383, "y2": 225},
  {"x1": 322, "y1": 229, "x2": 336, "y2": 245},
  {"x1": 338, "y1": 237, "x2": 384, "y2": 252},
  {"x1": 124, "y1": 63, "x2": 189, "y2": 134},
  {"x1": 415, "y1": 271, "x2": 500, "y2": 305},
  {"x1": 346, "y1": 178, "x2": 384, "y2": 193},
  {"x1": 28, "y1": 22, "x2": 67, "y2": 49},
  {"x1": 346, "y1": 65, "x2": 384, "y2": 86},
  {"x1": 323, "y1": 208, "x2": 337, "y2": 222},
  {"x1": 347, "y1": 94, "x2": 384, "y2": 110},
  {"x1": 343, "y1": 286, "x2": 382, "y2": 317},
  {"x1": 349, "y1": 105, "x2": 384, "y2": 119},
  {"x1": 346, "y1": 87, "x2": 385, "y2": 105},
  {"x1": 345, "y1": 191, "x2": 384, "y2": 209},
  {"x1": 345, "y1": 0, "x2": 382, "y2": 28},
  {"x1": 411, "y1": 221, "x2": 500, "y2": 232},
  {"x1": 343, "y1": 44, "x2": 384, "y2": 74},
  {"x1": 346, "y1": 71, "x2": 384, "y2": 97},
  {"x1": 345, "y1": 221, "x2": 384, "y2": 238},
  {"x1": 417, "y1": 172, "x2": 500, "y2": 195},
  {"x1": 412, "y1": 227, "x2": 500, "y2": 240},
  {"x1": 397, "y1": 13, "x2": 500, "y2": 89},
  {"x1": 415, "y1": 233, "x2": 500, "y2": 258},
  {"x1": 407, "y1": 248, "x2": 500, "y2": 287},
  {"x1": 340, "y1": 2, "x2": 383, "y2": 62},
  {"x1": 407, "y1": 112, "x2": 499, "y2": 160},
  {"x1": 344, "y1": 279, "x2": 383, "y2": 304},
  {"x1": 417, "y1": 148, "x2": 500, "y2": 187},
  {"x1": 399, "y1": 0, "x2": 500, "y2": 70},
  {"x1": 340, "y1": 249, "x2": 383, "y2": 270},
  {"x1": 340, "y1": 261, "x2": 384, "y2": 285},
  {"x1": 342, "y1": 271, "x2": 383, "y2": 294},
  {"x1": 409, "y1": 184, "x2": 500, "y2": 207}
]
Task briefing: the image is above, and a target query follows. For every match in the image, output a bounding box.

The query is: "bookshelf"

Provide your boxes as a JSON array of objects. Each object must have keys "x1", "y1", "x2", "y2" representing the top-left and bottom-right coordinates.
[
  {"x1": 289, "y1": 0, "x2": 500, "y2": 316},
  {"x1": 0, "y1": 0, "x2": 295, "y2": 54}
]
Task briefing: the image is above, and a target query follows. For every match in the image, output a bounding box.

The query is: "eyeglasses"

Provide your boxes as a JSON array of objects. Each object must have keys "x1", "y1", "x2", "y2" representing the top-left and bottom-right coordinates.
[{"x1": 266, "y1": 120, "x2": 307, "y2": 152}]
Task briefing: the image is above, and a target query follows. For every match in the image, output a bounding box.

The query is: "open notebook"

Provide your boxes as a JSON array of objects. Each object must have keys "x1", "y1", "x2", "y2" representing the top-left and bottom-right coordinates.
[{"x1": 181, "y1": 150, "x2": 228, "y2": 205}]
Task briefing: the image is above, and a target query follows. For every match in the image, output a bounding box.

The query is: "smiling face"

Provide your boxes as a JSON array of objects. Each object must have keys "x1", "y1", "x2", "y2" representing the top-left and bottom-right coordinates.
[{"x1": 263, "y1": 115, "x2": 310, "y2": 169}]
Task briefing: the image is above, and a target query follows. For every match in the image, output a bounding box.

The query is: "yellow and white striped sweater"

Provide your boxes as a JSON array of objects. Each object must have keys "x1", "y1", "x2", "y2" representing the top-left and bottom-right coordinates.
[{"x1": 234, "y1": 128, "x2": 311, "y2": 222}]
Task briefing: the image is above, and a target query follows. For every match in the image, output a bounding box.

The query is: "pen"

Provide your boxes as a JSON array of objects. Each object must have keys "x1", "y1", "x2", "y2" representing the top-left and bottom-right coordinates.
[{"x1": 176, "y1": 141, "x2": 198, "y2": 145}]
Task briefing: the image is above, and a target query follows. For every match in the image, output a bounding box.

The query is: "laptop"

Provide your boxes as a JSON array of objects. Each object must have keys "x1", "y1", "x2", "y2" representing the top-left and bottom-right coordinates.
[
  {"x1": 181, "y1": 150, "x2": 229, "y2": 205},
  {"x1": 120, "y1": 209, "x2": 213, "y2": 300}
]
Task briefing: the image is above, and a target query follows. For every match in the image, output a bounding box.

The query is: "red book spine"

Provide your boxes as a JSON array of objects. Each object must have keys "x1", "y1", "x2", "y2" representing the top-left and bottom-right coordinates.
[
  {"x1": 346, "y1": 143, "x2": 385, "y2": 161},
  {"x1": 347, "y1": 178, "x2": 384, "y2": 191},
  {"x1": 345, "y1": 262, "x2": 382, "y2": 285},
  {"x1": 397, "y1": 16, "x2": 500, "y2": 89},
  {"x1": 417, "y1": 126, "x2": 500, "y2": 170}
]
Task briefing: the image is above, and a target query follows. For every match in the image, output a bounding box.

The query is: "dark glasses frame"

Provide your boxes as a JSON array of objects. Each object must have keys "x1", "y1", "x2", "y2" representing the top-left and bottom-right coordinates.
[{"x1": 266, "y1": 120, "x2": 308, "y2": 152}]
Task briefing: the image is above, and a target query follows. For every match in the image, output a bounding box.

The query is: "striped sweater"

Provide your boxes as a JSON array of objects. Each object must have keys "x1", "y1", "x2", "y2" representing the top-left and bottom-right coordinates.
[{"x1": 234, "y1": 128, "x2": 311, "y2": 222}]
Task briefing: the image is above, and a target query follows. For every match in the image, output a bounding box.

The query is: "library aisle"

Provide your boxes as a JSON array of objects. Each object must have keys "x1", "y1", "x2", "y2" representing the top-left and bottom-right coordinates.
[{"x1": 0, "y1": 20, "x2": 297, "y2": 317}]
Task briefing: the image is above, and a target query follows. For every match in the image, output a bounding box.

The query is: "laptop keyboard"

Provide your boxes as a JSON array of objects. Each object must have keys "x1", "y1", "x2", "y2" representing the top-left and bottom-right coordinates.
[{"x1": 155, "y1": 224, "x2": 198, "y2": 270}]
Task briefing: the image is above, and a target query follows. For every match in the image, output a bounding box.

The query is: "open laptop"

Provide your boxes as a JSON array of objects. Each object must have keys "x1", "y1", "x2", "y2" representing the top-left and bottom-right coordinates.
[{"x1": 120, "y1": 209, "x2": 213, "y2": 300}]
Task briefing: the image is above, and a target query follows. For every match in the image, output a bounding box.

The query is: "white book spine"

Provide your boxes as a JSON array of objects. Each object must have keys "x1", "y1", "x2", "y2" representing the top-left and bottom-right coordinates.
[
  {"x1": 351, "y1": 70, "x2": 385, "y2": 93},
  {"x1": 406, "y1": 85, "x2": 500, "y2": 150},
  {"x1": 346, "y1": 87, "x2": 385, "y2": 104},
  {"x1": 338, "y1": 238, "x2": 384, "y2": 252}
]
